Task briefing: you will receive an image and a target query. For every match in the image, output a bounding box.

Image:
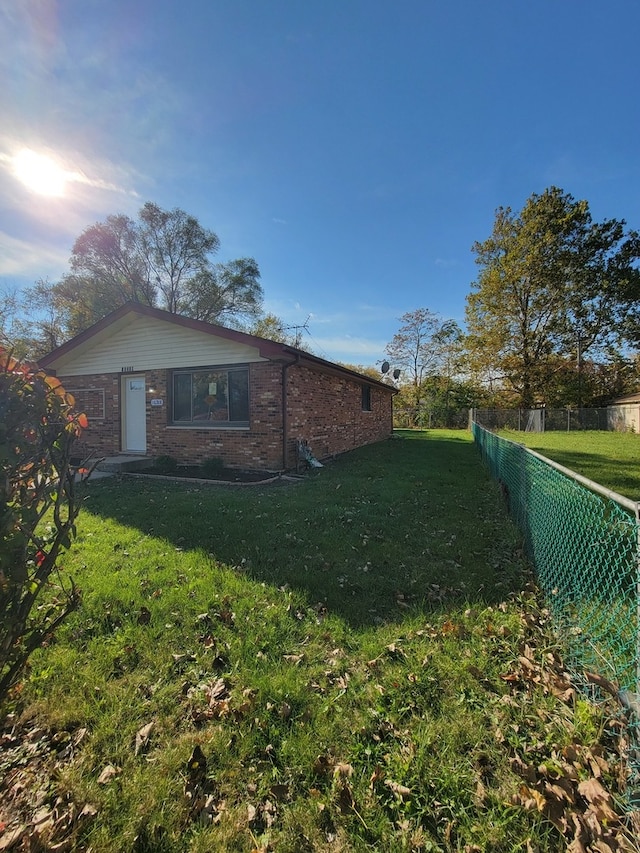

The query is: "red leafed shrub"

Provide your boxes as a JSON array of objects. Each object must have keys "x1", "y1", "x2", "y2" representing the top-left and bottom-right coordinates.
[{"x1": 0, "y1": 347, "x2": 89, "y2": 703}]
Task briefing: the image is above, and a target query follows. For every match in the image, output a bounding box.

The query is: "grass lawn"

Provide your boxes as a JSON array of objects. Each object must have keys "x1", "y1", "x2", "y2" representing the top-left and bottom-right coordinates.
[
  {"x1": 497, "y1": 430, "x2": 640, "y2": 501},
  {"x1": 1, "y1": 430, "x2": 633, "y2": 851}
]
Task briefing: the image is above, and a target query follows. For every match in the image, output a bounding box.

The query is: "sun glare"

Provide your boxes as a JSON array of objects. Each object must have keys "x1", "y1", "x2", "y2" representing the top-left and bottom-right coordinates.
[{"x1": 12, "y1": 148, "x2": 67, "y2": 197}]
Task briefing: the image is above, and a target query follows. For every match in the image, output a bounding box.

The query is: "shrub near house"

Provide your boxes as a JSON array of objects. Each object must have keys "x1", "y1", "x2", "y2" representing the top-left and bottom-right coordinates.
[{"x1": 0, "y1": 347, "x2": 88, "y2": 701}]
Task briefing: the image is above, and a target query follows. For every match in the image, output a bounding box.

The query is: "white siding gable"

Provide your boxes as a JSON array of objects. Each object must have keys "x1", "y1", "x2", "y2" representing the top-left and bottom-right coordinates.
[{"x1": 49, "y1": 314, "x2": 266, "y2": 377}]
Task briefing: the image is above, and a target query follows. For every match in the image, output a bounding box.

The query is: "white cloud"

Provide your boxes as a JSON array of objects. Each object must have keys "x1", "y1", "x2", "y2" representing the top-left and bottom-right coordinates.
[
  {"x1": 0, "y1": 133, "x2": 146, "y2": 285},
  {"x1": 0, "y1": 136, "x2": 142, "y2": 206},
  {"x1": 304, "y1": 334, "x2": 388, "y2": 366},
  {"x1": 0, "y1": 231, "x2": 69, "y2": 280},
  {"x1": 261, "y1": 298, "x2": 397, "y2": 364},
  {"x1": 313, "y1": 335, "x2": 385, "y2": 357},
  {"x1": 66, "y1": 168, "x2": 141, "y2": 198}
]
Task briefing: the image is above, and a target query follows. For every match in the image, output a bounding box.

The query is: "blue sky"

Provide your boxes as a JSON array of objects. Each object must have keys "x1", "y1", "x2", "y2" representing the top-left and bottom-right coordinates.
[{"x1": 1, "y1": 0, "x2": 639, "y2": 365}]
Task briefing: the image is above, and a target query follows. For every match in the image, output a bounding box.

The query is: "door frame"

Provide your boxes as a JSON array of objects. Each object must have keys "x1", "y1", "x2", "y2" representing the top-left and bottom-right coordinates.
[{"x1": 121, "y1": 374, "x2": 147, "y2": 453}]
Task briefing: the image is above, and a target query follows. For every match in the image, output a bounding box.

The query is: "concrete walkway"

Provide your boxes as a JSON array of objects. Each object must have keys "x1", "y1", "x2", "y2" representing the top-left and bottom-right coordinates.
[
  {"x1": 96, "y1": 455, "x2": 154, "y2": 473},
  {"x1": 74, "y1": 455, "x2": 154, "y2": 482}
]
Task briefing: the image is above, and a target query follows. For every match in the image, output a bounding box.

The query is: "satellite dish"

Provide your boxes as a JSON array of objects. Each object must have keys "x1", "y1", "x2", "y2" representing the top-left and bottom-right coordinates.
[
  {"x1": 381, "y1": 361, "x2": 390, "y2": 374},
  {"x1": 392, "y1": 368, "x2": 401, "y2": 380}
]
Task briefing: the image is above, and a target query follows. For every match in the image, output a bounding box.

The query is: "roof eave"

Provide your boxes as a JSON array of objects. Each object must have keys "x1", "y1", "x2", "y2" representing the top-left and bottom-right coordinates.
[
  {"x1": 38, "y1": 302, "x2": 395, "y2": 393},
  {"x1": 39, "y1": 302, "x2": 293, "y2": 368}
]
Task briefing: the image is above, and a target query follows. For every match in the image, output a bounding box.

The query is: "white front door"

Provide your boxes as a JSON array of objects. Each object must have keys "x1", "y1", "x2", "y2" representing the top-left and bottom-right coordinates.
[{"x1": 122, "y1": 376, "x2": 147, "y2": 453}]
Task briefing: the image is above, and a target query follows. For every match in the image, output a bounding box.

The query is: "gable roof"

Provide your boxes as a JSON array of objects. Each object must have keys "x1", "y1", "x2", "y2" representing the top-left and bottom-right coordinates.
[
  {"x1": 39, "y1": 303, "x2": 395, "y2": 392},
  {"x1": 609, "y1": 392, "x2": 640, "y2": 405}
]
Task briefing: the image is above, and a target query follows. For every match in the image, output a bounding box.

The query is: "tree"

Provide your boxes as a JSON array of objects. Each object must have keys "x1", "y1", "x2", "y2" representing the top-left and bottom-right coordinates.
[
  {"x1": 466, "y1": 187, "x2": 640, "y2": 408},
  {"x1": 0, "y1": 287, "x2": 26, "y2": 357},
  {"x1": 339, "y1": 363, "x2": 384, "y2": 380},
  {"x1": 0, "y1": 348, "x2": 90, "y2": 702},
  {"x1": 385, "y1": 309, "x2": 462, "y2": 426},
  {"x1": 30, "y1": 202, "x2": 263, "y2": 339},
  {"x1": 11, "y1": 279, "x2": 69, "y2": 360},
  {"x1": 185, "y1": 258, "x2": 262, "y2": 325},
  {"x1": 246, "y1": 313, "x2": 314, "y2": 351},
  {"x1": 248, "y1": 313, "x2": 290, "y2": 343},
  {"x1": 614, "y1": 237, "x2": 640, "y2": 347},
  {"x1": 137, "y1": 202, "x2": 218, "y2": 314},
  {"x1": 0, "y1": 285, "x2": 59, "y2": 361},
  {"x1": 543, "y1": 349, "x2": 639, "y2": 408}
]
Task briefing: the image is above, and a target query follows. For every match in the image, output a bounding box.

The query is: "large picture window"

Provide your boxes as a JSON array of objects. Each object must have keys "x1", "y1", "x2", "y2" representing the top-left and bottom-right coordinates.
[{"x1": 172, "y1": 367, "x2": 249, "y2": 425}]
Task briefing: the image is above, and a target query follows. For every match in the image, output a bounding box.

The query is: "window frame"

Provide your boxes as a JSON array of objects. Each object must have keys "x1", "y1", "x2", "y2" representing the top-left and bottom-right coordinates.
[
  {"x1": 361, "y1": 383, "x2": 372, "y2": 412},
  {"x1": 170, "y1": 365, "x2": 250, "y2": 427}
]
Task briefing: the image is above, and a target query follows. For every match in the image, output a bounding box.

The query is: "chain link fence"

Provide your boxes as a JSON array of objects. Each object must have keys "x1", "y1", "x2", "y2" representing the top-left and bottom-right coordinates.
[
  {"x1": 393, "y1": 407, "x2": 470, "y2": 429},
  {"x1": 471, "y1": 420, "x2": 640, "y2": 801},
  {"x1": 473, "y1": 407, "x2": 611, "y2": 431},
  {"x1": 397, "y1": 407, "x2": 614, "y2": 432}
]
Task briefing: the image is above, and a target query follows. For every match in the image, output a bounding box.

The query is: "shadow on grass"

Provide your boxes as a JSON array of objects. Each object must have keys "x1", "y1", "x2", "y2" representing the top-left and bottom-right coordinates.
[
  {"x1": 513, "y1": 447, "x2": 640, "y2": 501},
  {"x1": 82, "y1": 431, "x2": 529, "y2": 627},
  {"x1": 499, "y1": 432, "x2": 640, "y2": 501}
]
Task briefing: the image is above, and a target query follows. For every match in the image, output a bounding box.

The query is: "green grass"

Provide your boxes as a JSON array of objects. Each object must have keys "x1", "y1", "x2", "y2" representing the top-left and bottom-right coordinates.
[
  {"x1": 5, "y1": 430, "x2": 628, "y2": 851},
  {"x1": 497, "y1": 429, "x2": 640, "y2": 500}
]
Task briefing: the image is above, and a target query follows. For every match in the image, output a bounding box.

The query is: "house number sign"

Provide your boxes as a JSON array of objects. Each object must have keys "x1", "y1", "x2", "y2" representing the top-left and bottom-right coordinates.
[{"x1": 150, "y1": 398, "x2": 164, "y2": 407}]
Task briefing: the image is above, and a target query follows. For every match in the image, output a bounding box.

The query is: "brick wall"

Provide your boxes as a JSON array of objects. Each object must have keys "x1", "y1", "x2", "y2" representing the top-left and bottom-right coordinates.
[
  {"x1": 62, "y1": 373, "x2": 120, "y2": 460},
  {"x1": 284, "y1": 364, "x2": 393, "y2": 467},
  {"x1": 146, "y1": 363, "x2": 284, "y2": 470},
  {"x1": 59, "y1": 361, "x2": 393, "y2": 471}
]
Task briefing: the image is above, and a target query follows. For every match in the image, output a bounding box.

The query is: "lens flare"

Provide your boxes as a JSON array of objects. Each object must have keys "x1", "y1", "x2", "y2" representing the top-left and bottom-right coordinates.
[{"x1": 12, "y1": 148, "x2": 67, "y2": 197}]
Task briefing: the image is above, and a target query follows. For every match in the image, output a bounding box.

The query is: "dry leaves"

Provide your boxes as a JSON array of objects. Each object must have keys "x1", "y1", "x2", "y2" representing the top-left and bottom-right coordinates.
[
  {"x1": 187, "y1": 678, "x2": 232, "y2": 723},
  {"x1": 0, "y1": 720, "x2": 97, "y2": 851},
  {"x1": 384, "y1": 779, "x2": 412, "y2": 801},
  {"x1": 97, "y1": 764, "x2": 119, "y2": 785},
  {"x1": 183, "y1": 745, "x2": 226, "y2": 825},
  {"x1": 499, "y1": 608, "x2": 639, "y2": 852},
  {"x1": 134, "y1": 721, "x2": 155, "y2": 755},
  {"x1": 247, "y1": 798, "x2": 278, "y2": 835}
]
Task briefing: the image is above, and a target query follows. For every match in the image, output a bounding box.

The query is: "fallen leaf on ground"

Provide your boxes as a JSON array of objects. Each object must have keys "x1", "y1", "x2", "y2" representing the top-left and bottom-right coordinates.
[
  {"x1": 577, "y1": 778, "x2": 619, "y2": 823},
  {"x1": 333, "y1": 762, "x2": 354, "y2": 779},
  {"x1": 134, "y1": 721, "x2": 155, "y2": 755},
  {"x1": 97, "y1": 764, "x2": 119, "y2": 785},
  {"x1": 384, "y1": 779, "x2": 412, "y2": 800}
]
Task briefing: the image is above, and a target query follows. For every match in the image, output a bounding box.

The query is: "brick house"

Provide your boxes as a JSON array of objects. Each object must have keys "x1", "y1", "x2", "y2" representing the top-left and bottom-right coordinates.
[{"x1": 39, "y1": 303, "x2": 396, "y2": 472}]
